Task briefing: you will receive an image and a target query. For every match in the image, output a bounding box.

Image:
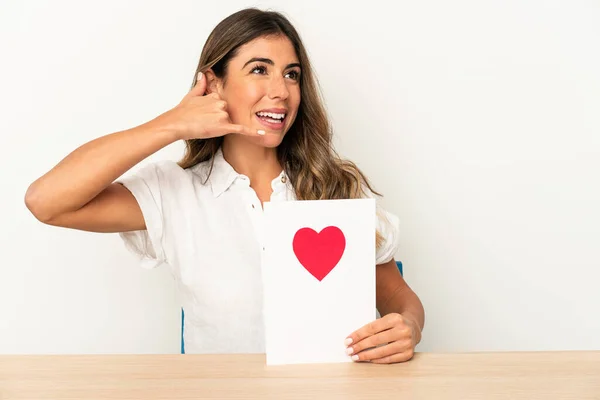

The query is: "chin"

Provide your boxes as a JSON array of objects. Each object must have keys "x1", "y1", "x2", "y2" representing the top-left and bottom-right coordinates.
[{"x1": 259, "y1": 134, "x2": 284, "y2": 148}]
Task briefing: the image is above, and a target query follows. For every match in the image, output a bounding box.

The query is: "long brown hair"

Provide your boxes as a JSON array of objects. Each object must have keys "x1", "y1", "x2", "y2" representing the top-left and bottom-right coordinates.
[{"x1": 178, "y1": 8, "x2": 385, "y2": 248}]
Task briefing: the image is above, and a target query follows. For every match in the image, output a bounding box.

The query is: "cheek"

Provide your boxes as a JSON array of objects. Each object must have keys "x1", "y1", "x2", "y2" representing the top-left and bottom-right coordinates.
[
  {"x1": 225, "y1": 83, "x2": 264, "y2": 120},
  {"x1": 290, "y1": 86, "x2": 301, "y2": 112}
]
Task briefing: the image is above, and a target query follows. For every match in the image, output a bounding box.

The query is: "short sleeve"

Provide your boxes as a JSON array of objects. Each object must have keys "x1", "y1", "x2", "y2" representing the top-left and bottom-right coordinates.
[
  {"x1": 116, "y1": 162, "x2": 170, "y2": 270},
  {"x1": 362, "y1": 186, "x2": 401, "y2": 265},
  {"x1": 375, "y1": 205, "x2": 401, "y2": 264}
]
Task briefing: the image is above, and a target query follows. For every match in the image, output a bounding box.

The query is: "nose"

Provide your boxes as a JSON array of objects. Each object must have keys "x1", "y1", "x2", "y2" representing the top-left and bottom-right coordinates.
[{"x1": 267, "y1": 75, "x2": 289, "y2": 100}]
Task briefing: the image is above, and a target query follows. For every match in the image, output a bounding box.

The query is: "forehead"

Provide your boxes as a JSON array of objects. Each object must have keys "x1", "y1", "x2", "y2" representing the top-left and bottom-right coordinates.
[{"x1": 232, "y1": 35, "x2": 299, "y2": 65}]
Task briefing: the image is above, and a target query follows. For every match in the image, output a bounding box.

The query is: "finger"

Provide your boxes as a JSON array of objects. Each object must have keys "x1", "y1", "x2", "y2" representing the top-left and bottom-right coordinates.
[
  {"x1": 216, "y1": 99, "x2": 227, "y2": 111},
  {"x1": 345, "y1": 314, "x2": 401, "y2": 347},
  {"x1": 352, "y1": 340, "x2": 410, "y2": 362},
  {"x1": 186, "y1": 71, "x2": 207, "y2": 98},
  {"x1": 221, "y1": 123, "x2": 266, "y2": 137},
  {"x1": 370, "y1": 349, "x2": 416, "y2": 364},
  {"x1": 346, "y1": 327, "x2": 399, "y2": 356}
]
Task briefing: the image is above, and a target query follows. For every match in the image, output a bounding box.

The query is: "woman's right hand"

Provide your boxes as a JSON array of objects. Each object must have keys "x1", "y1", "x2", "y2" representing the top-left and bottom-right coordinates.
[{"x1": 160, "y1": 72, "x2": 263, "y2": 141}]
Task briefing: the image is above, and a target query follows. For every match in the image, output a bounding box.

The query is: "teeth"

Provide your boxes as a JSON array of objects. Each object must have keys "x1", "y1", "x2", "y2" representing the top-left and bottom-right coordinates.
[
  {"x1": 257, "y1": 111, "x2": 286, "y2": 120},
  {"x1": 263, "y1": 117, "x2": 282, "y2": 123}
]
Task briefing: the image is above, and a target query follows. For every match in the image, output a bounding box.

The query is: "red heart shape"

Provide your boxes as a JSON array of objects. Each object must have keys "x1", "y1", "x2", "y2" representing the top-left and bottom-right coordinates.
[{"x1": 292, "y1": 226, "x2": 346, "y2": 281}]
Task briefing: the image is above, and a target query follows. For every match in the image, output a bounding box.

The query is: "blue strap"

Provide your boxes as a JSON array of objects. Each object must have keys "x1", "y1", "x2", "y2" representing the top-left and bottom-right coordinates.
[{"x1": 181, "y1": 308, "x2": 185, "y2": 354}]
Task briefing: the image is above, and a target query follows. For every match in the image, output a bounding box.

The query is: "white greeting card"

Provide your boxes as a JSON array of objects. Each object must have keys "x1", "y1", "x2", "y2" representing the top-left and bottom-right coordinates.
[{"x1": 261, "y1": 198, "x2": 376, "y2": 365}]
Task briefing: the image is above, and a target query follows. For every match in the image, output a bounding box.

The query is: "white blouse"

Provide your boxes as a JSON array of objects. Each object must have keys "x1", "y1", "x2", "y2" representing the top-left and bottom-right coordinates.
[{"x1": 117, "y1": 148, "x2": 401, "y2": 354}]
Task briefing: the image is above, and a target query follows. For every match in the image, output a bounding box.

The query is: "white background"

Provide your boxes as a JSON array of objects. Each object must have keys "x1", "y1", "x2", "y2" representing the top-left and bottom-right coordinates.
[{"x1": 1, "y1": 0, "x2": 599, "y2": 354}]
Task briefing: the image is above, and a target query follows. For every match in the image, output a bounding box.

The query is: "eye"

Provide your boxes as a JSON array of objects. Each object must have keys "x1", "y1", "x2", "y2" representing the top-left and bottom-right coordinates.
[
  {"x1": 250, "y1": 64, "x2": 267, "y2": 75},
  {"x1": 285, "y1": 70, "x2": 301, "y2": 81}
]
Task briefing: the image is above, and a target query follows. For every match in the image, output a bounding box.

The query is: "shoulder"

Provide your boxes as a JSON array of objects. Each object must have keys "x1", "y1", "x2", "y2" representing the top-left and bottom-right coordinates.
[
  {"x1": 358, "y1": 181, "x2": 400, "y2": 235},
  {"x1": 116, "y1": 159, "x2": 215, "y2": 202},
  {"x1": 125, "y1": 159, "x2": 212, "y2": 184}
]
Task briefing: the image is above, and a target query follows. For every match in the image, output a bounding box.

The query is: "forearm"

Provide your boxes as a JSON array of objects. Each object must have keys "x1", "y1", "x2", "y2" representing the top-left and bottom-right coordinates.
[
  {"x1": 25, "y1": 113, "x2": 178, "y2": 220},
  {"x1": 380, "y1": 284, "x2": 425, "y2": 344}
]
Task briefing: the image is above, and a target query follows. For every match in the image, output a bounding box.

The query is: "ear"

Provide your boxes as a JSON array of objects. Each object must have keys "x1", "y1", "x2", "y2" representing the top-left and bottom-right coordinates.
[{"x1": 203, "y1": 69, "x2": 222, "y2": 95}]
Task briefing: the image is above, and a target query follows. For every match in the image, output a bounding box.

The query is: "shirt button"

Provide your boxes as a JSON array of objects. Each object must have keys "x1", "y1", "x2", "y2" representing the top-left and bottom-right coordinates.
[
  {"x1": 252, "y1": 204, "x2": 255, "y2": 209},
  {"x1": 281, "y1": 176, "x2": 287, "y2": 183}
]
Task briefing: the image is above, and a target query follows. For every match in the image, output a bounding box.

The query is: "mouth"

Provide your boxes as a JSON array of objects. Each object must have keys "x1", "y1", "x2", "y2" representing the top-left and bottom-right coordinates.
[{"x1": 255, "y1": 110, "x2": 287, "y2": 130}]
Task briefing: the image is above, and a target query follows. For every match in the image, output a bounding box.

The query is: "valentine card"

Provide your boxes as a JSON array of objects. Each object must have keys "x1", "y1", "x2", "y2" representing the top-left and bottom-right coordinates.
[{"x1": 261, "y1": 198, "x2": 377, "y2": 365}]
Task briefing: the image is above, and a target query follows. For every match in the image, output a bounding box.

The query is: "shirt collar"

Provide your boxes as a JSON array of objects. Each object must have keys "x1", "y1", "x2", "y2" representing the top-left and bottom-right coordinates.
[{"x1": 203, "y1": 148, "x2": 289, "y2": 198}]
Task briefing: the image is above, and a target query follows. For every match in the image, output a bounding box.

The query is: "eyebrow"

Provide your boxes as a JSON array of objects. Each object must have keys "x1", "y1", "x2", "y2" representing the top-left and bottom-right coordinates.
[{"x1": 242, "y1": 57, "x2": 301, "y2": 70}]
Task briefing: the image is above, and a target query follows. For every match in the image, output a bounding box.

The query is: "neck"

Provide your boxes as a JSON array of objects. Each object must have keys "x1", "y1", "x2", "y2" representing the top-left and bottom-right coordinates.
[{"x1": 221, "y1": 136, "x2": 282, "y2": 187}]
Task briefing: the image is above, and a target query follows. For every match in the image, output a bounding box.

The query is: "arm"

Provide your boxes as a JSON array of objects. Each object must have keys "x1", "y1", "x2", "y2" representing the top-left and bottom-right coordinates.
[
  {"x1": 24, "y1": 72, "x2": 260, "y2": 232},
  {"x1": 345, "y1": 258, "x2": 425, "y2": 364},
  {"x1": 375, "y1": 258, "x2": 425, "y2": 344},
  {"x1": 24, "y1": 115, "x2": 178, "y2": 232}
]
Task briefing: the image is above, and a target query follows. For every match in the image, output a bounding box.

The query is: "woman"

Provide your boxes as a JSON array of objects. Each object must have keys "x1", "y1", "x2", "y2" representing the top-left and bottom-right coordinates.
[{"x1": 25, "y1": 8, "x2": 424, "y2": 364}]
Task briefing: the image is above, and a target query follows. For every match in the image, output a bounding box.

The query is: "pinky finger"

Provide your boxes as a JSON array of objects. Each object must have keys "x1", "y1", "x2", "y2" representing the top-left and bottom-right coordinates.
[{"x1": 370, "y1": 350, "x2": 415, "y2": 364}]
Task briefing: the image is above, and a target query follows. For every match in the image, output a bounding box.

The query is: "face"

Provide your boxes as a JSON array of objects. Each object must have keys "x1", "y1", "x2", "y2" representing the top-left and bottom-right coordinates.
[{"x1": 210, "y1": 35, "x2": 302, "y2": 148}]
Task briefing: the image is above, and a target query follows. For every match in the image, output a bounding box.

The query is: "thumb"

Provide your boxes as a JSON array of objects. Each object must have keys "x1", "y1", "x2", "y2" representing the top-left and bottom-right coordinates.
[{"x1": 188, "y1": 71, "x2": 207, "y2": 97}]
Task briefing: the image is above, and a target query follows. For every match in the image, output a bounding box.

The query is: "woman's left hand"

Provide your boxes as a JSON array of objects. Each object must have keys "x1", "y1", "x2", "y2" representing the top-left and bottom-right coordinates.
[{"x1": 345, "y1": 313, "x2": 420, "y2": 364}]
